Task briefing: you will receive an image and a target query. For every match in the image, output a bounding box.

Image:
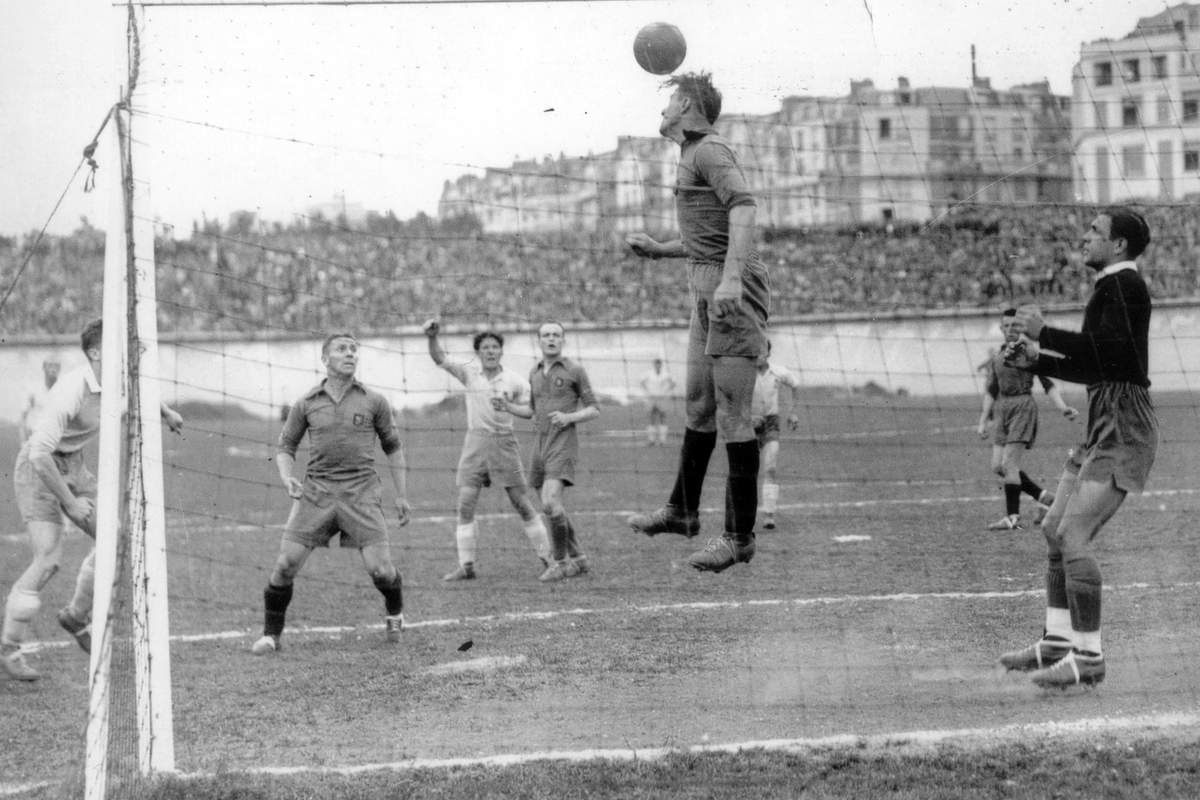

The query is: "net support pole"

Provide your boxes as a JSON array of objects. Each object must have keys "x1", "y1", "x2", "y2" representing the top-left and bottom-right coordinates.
[
  {"x1": 83, "y1": 94, "x2": 130, "y2": 800},
  {"x1": 127, "y1": 41, "x2": 177, "y2": 769}
]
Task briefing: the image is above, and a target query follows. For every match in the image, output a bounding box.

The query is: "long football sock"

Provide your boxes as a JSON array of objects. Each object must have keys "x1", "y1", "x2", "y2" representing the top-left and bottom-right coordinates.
[
  {"x1": 524, "y1": 517, "x2": 551, "y2": 562},
  {"x1": 547, "y1": 513, "x2": 570, "y2": 562},
  {"x1": 1018, "y1": 471, "x2": 1044, "y2": 500},
  {"x1": 373, "y1": 570, "x2": 403, "y2": 616},
  {"x1": 725, "y1": 440, "x2": 760, "y2": 538},
  {"x1": 68, "y1": 550, "x2": 96, "y2": 621},
  {"x1": 1004, "y1": 482, "x2": 1021, "y2": 517},
  {"x1": 667, "y1": 428, "x2": 717, "y2": 514},
  {"x1": 563, "y1": 516, "x2": 582, "y2": 558},
  {"x1": 263, "y1": 582, "x2": 293, "y2": 639},
  {"x1": 761, "y1": 482, "x2": 779, "y2": 514},
  {"x1": 455, "y1": 522, "x2": 478, "y2": 566},
  {"x1": 1064, "y1": 553, "x2": 1102, "y2": 635}
]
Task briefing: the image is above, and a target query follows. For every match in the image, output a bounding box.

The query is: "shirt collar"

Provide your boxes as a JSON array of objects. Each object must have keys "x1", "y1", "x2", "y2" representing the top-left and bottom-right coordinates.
[
  {"x1": 538, "y1": 355, "x2": 566, "y2": 371},
  {"x1": 305, "y1": 377, "x2": 363, "y2": 400},
  {"x1": 1095, "y1": 260, "x2": 1138, "y2": 282},
  {"x1": 682, "y1": 124, "x2": 718, "y2": 141}
]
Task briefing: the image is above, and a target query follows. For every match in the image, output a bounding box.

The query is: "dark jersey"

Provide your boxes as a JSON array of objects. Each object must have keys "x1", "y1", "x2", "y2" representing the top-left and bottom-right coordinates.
[{"x1": 278, "y1": 379, "x2": 401, "y2": 485}]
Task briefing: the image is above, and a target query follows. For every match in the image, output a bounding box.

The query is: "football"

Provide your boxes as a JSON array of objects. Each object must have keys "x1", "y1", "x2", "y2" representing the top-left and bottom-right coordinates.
[{"x1": 633, "y1": 22, "x2": 687, "y2": 75}]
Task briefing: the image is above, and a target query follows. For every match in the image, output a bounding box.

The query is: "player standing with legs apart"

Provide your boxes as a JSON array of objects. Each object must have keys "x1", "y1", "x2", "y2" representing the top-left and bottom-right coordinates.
[
  {"x1": 977, "y1": 308, "x2": 1078, "y2": 531},
  {"x1": 251, "y1": 333, "x2": 409, "y2": 655},
  {"x1": 423, "y1": 321, "x2": 551, "y2": 581},
  {"x1": 625, "y1": 71, "x2": 770, "y2": 572},
  {"x1": 639, "y1": 358, "x2": 675, "y2": 446},
  {"x1": 998, "y1": 207, "x2": 1157, "y2": 689},
  {"x1": 752, "y1": 342, "x2": 799, "y2": 531},
  {"x1": 2, "y1": 320, "x2": 184, "y2": 681},
  {"x1": 505, "y1": 322, "x2": 600, "y2": 582}
]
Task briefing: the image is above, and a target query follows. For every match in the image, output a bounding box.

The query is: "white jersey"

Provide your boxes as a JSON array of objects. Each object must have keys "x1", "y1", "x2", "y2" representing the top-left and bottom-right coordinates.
[
  {"x1": 439, "y1": 359, "x2": 529, "y2": 434},
  {"x1": 752, "y1": 364, "x2": 800, "y2": 419}
]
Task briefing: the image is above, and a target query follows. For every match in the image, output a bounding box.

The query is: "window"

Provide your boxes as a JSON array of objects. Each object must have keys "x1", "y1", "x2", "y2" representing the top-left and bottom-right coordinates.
[
  {"x1": 1094, "y1": 100, "x2": 1107, "y2": 129},
  {"x1": 1096, "y1": 61, "x2": 1113, "y2": 86},
  {"x1": 1157, "y1": 96, "x2": 1171, "y2": 124},
  {"x1": 1122, "y1": 145, "x2": 1145, "y2": 177},
  {"x1": 1123, "y1": 59, "x2": 1140, "y2": 82},
  {"x1": 1153, "y1": 55, "x2": 1167, "y2": 78},
  {"x1": 879, "y1": 118, "x2": 891, "y2": 139},
  {"x1": 1122, "y1": 98, "x2": 1140, "y2": 127},
  {"x1": 1184, "y1": 91, "x2": 1200, "y2": 122},
  {"x1": 1185, "y1": 146, "x2": 1200, "y2": 172}
]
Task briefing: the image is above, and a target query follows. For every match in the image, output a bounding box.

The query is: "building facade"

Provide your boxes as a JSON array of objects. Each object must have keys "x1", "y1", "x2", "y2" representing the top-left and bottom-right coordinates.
[
  {"x1": 439, "y1": 78, "x2": 1072, "y2": 234},
  {"x1": 1073, "y1": 3, "x2": 1200, "y2": 204}
]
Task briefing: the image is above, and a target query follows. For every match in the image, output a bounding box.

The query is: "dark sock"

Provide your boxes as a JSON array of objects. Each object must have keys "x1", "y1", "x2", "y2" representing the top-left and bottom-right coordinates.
[
  {"x1": 1018, "y1": 471, "x2": 1044, "y2": 500},
  {"x1": 1046, "y1": 553, "x2": 1068, "y2": 609},
  {"x1": 1004, "y1": 483, "x2": 1021, "y2": 516},
  {"x1": 725, "y1": 440, "x2": 760, "y2": 536},
  {"x1": 373, "y1": 571, "x2": 404, "y2": 616},
  {"x1": 667, "y1": 428, "x2": 717, "y2": 514},
  {"x1": 263, "y1": 582, "x2": 294, "y2": 638},
  {"x1": 564, "y1": 517, "x2": 581, "y2": 558},
  {"x1": 548, "y1": 514, "x2": 570, "y2": 562},
  {"x1": 1064, "y1": 554, "x2": 1102, "y2": 632}
]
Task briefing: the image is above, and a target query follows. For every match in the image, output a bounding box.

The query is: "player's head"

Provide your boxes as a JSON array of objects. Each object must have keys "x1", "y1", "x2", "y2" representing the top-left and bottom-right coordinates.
[
  {"x1": 652, "y1": 357, "x2": 663, "y2": 370},
  {"x1": 660, "y1": 71, "x2": 722, "y2": 138},
  {"x1": 42, "y1": 358, "x2": 61, "y2": 386},
  {"x1": 80, "y1": 319, "x2": 103, "y2": 359},
  {"x1": 537, "y1": 321, "x2": 565, "y2": 358},
  {"x1": 474, "y1": 330, "x2": 504, "y2": 369},
  {"x1": 999, "y1": 308, "x2": 1022, "y2": 341},
  {"x1": 1084, "y1": 207, "x2": 1151, "y2": 268},
  {"x1": 320, "y1": 333, "x2": 359, "y2": 377}
]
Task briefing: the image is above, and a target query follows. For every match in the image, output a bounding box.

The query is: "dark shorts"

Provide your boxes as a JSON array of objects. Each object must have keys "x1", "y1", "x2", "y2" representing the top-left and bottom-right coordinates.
[
  {"x1": 529, "y1": 429, "x2": 577, "y2": 488},
  {"x1": 13, "y1": 446, "x2": 97, "y2": 527},
  {"x1": 753, "y1": 414, "x2": 781, "y2": 447},
  {"x1": 456, "y1": 430, "x2": 528, "y2": 490},
  {"x1": 283, "y1": 477, "x2": 389, "y2": 549},
  {"x1": 687, "y1": 255, "x2": 771, "y2": 359},
  {"x1": 991, "y1": 394, "x2": 1038, "y2": 448},
  {"x1": 1077, "y1": 382, "x2": 1157, "y2": 494}
]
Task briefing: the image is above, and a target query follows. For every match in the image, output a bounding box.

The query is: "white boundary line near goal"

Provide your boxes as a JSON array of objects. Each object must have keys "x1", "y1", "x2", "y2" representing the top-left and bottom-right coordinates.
[
  {"x1": 24, "y1": 579, "x2": 1200, "y2": 652},
  {"x1": 174, "y1": 710, "x2": 1200, "y2": 779}
]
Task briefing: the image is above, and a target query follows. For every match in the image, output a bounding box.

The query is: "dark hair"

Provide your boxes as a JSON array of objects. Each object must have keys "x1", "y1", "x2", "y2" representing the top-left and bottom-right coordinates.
[
  {"x1": 473, "y1": 330, "x2": 504, "y2": 351},
  {"x1": 81, "y1": 319, "x2": 103, "y2": 353},
  {"x1": 663, "y1": 71, "x2": 722, "y2": 124},
  {"x1": 1101, "y1": 206, "x2": 1151, "y2": 259},
  {"x1": 1001, "y1": 308, "x2": 1017, "y2": 317},
  {"x1": 321, "y1": 332, "x2": 358, "y2": 356}
]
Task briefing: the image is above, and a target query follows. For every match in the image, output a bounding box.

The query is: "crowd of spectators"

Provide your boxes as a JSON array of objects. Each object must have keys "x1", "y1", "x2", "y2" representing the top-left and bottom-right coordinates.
[{"x1": 2, "y1": 203, "x2": 1198, "y2": 337}]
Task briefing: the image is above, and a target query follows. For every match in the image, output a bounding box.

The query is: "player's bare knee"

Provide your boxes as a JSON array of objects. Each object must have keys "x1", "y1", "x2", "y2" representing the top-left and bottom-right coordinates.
[{"x1": 5, "y1": 588, "x2": 41, "y2": 623}]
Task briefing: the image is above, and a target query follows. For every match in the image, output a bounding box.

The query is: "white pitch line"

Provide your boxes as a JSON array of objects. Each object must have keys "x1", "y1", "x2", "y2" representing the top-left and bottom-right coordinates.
[
  {"x1": 164, "y1": 711, "x2": 1200, "y2": 780},
  {"x1": 22, "y1": 580, "x2": 1200, "y2": 653}
]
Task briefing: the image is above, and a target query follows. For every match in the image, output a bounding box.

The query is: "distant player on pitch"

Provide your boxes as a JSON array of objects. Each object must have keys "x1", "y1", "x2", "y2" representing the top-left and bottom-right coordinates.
[
  {"x1": 977, "y1": 308, "x2": 1078, "y2": 531},
  {"x1": 251, "y1": 333, "x2": 409, "y2": 655},
  {"x1": 505, "y1": 321, "x2": 599, "y2": 582},
  {"x1": 752, "y1": 341, "x2": 800, "y2": 530},
  {"x1": 625, "y1": 71, "x2": 770, "y2": 572},
  {"x1": 424, "y1": 320, "x2": 551, "y2": 581},
  {"x1": 2, "y1": 319, "x2": 183, "y2": 681},
  {"x1": 639, "y1": 358, "x2": 675, "y2": 446},
  {"x1": 998, "y1": 207, "x2": 1157, "y2": 689}
]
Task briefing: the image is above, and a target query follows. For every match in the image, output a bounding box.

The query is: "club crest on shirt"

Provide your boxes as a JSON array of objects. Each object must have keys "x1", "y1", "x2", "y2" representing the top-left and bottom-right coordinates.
[
  {"x1": 554, "y1": 377, "x2": 565, "y2": 388},
  {"x1": 353, "y1": 413, "x2": 370, "y2": 427}
]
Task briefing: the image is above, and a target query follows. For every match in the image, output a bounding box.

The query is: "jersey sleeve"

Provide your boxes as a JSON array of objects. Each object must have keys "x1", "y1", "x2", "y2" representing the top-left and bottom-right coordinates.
[
  {"x1": 576, "y1": 365, "x2": 598, "y2": 409},
  {"x1": 26, "y1": 373, "x2": 85, "y2": 460},
  {"x1": 373, "y1": 393, "x2": 402, "y2": 455},
  {"x1": 277, "y1": 398, "x2": 309, "y2": 457},
  {"x1": 695, "y1": 140, "x2": 756, "y2": 209}
]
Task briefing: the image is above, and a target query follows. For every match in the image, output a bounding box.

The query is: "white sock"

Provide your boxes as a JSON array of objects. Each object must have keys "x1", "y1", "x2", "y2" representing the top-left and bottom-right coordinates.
[
  {"x1": 69, "y1": 550, "x2": 96, "y2": 621},
  {"x1": 657, "y1": 425, "x2": 669, "y2": 444},
  {"x1": 646, "y1": 425, "x2": 656, "y2": 443},
  {"x1": 524, "y1": 517, "x2": 550, "y2": 561},
  {"x1": 2, "y1": 587, "x2": 41, "y2": 647},
  {"x1": 1044, "y1": 607, "x2": 1072, "y2": 640},
  {"x1": 762, "y1": 482, "x2": 779, "y2": 513},
  {"x1": 1074, "y1": 629, "x2": 1102, "y2": 655},
  {"x1": 455, "y1": 522, "x2": 477, "y2": 566}
]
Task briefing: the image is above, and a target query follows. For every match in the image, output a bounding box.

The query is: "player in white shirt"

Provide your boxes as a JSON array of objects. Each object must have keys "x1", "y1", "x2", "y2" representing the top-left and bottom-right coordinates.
[
  {"x1": 19, "y1": 358, "x2": 61, "y2": 444},
  {"x1": 751, "y1": 342, "x2": 800, "y2": 530},
  {"x1": 424, "y1": 321, "x2": 550, "y2": 581},
  {"x1": 639, "y1": 358, "x2": 675, "y2": 446},
  {"x1": 2, "y1": 320, "x2": 182, "y2": 681}
]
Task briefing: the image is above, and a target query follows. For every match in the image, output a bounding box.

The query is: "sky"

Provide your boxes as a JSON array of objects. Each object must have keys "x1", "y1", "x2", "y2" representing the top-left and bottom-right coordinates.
[{"x1": 0, "y1": 0, "x2": 1170, "y2": 237}]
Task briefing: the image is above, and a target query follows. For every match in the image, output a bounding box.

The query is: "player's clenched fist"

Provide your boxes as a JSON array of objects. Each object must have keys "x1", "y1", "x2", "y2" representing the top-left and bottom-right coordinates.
[{"x1": 422, "y1": 319, "x2": 440, "y2": 337}]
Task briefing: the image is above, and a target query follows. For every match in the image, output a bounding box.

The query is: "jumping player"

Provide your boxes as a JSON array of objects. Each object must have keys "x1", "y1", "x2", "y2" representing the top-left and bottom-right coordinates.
[
  {"x1": 506, "y1": 321, "x2": 600, "y2": 582},
  {"x1": 423, "y1": 320, "x2": 551, "y2": 581},
  {"x1": 977, "y1": 308, "x2": 1078, "y2": 530},
  {"x1": 625, "y1": 71, "x2": 770, "y2": 573},
  {"x1": 251, "y1": 333, "x2": 409, "y2": 655},
  {"x1": 999, "y1": 207, "x2": 1157, "y2": 689}
]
